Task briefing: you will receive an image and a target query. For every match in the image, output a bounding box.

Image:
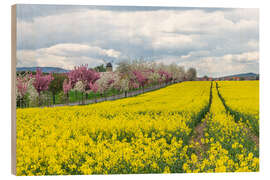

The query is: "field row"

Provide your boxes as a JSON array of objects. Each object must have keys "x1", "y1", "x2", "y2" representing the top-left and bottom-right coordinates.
[
  {"x1": 183, "y1": 82, "x2": 259, "y2": 173},
  {"x1": 217, "y1": 81, "x2": 259, "y2": 136}
]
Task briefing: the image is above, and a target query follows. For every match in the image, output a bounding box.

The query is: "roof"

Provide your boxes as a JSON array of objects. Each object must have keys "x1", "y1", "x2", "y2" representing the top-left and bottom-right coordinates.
[{"x1": 106, "y1": 62, "x2": 112, "y2": 67}]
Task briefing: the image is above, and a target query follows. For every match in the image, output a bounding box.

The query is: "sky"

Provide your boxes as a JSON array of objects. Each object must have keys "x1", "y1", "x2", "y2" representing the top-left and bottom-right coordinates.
[{"x1": 16, "y1": 4, "x2": 259, "y2": 77}]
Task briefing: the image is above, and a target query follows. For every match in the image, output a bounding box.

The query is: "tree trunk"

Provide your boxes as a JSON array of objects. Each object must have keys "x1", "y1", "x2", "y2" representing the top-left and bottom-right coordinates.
[
  {"x1": 75, "y1": 91, "x2": 78, "y2": 102},
  {"x1": 81, "y1": 92, "x2": 84, "y2": 105},
  {"x1": 67, "y1": 93, "x2": 69, "y2": 105},
  {"x1": 85, "y1": 93, "x2": 88, "y2": 104},
  {"x1": 38, "y1": 93, "x2": 41, "y2": 106},
  {"x1": 52, "y1": 92, "x2": 56, "y2": 105},
  {"x1": 94, "y1": 94, "x2": 97, "y2": 103}
]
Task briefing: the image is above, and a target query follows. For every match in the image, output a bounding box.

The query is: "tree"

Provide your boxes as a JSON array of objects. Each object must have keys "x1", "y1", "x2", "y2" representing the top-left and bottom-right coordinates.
[
  {"x1": 63, "y1": 79, "x2": 72, "y2": 104},
  {"x1": 133, "y1": 70, "x2": 148, "y2": 92},
  {"x1": 89, "y1": 82, "x2": 99, "y2": 102},
  {"x1": 16, "y1": 73, "x2": 32, "y2": 107},
  {"x1": 148, "y1": 71, "x2": 161, "y2": 85},
  {"x1": 116, "y1": 61, "x2": 135, "y2": 82},
  {"x1": 186, "y1": 68, "x2": 197, "y2": 81},
  {"x1": 167, "y1": 63, "x2": 179, "y2": 82},
  {"x1": 158, "y1": 70, "x2": 172, "y2": 84},
  {"x1": 176, "y1": 66, "x2": 185, "y2": 82},
  {"x1": 67, "y1": 65, "x2": 100, "y2": 92},
  {"x1": 256, "y1": 75, "x2": 259, "y2": 80},
  {"x1": 114, "y1": 76, "x2": 130, "y2": 97},
  {"x1": 203, "y1": 75, "x2": 208, "y2": 79},
  {"x1": 67, "y1": 65, "x2": 100, "y2": 104},
  {"x1": 94, "y1": 64, "x2": 106, "y2": 72},
  {"x1": 63, "y1": 79, "x2": 72, "y2": 95},
  {"x1": 95, "y1": 72, "x2": 119, "y2": 99},
  {"x1": 32, "y1": 68, "x2": 54, "y2": 106},
  {"x1": 16, "y1": 76, "x2": 29, "y2": 99},
  {"x1": 48, "y1": 73, "x2": 67, "y2": 104},
  {"x1": 89, "y1": 82, "x2": 99, "y2": 93},
  {"x1": 27, "y1": 78, "x2": 39, "y2": 106},
  {"x1": 116, "y1": 61, "x2": 131, "y2": 74}
]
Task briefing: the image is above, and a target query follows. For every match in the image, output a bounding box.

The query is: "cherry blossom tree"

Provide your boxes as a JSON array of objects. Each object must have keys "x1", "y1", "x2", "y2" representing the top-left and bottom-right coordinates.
[
  {"x1": 132, "y1": 70, "x2": 148, "y2": 91},
  {"x1": 66, "y1": 65, "x2": 100, "y2": 103},
  {"x1": 32, "y1": 68, "x2": 54, "y2": 106},
  {"x1": 63, "y1": 79, "x2": 72, "y2": 95},
  {"x1": 62, "y1": 79, "x2": 72, "y2": 104},
  {"x1": 67, "y1": 65, "x2": 100, "y2": 91},
  {"x1": 89, "y1": 82, "x2": 98, "y2": 93},
  {"x1": 16, "y1": 73, "x2": 33, "y2": 107},
  {"x1": 95, "y1": 72, "x2": 119, "y2": 99},
  {"x1": 33, "y1": 69, "x2": 54, "y2": 95},
  {"x1": 114, "y1": 76, "x2": 130, "y2": 97},
  {"x1": 148, "y1": 71, "x2": 161, "y2": 85},
  {"x1": 16, "y1": 76, "x2": 29, "y2": 99},
  {"x1": 158, "y1": 70, "x2": 172, "y2": 85},
  {"x1": 73, "y1": 81, "x2": 86, "y2": 93},
  {"x1": 89, "y1": 82, "x2": 99, "y2": 102}
]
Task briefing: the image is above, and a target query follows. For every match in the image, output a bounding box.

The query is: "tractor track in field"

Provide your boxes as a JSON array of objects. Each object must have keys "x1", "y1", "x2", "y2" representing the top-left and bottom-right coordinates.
[
  {"x1": 188, "y1": 115, "x2": 209, "y2": 159},
  {"x1": 188, "y1": 82, "x2": 213, "y2": 159}
]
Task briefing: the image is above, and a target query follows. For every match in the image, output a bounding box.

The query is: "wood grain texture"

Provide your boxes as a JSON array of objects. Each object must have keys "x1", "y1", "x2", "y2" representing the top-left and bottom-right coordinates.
[{"x1": 11, "y1": 4, "x2": 17, "y2": 175}]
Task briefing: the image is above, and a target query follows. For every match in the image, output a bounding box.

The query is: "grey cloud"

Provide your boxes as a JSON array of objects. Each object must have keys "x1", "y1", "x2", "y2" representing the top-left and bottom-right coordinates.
[{"x1": 17, "y1": 4, "x2": 234, "y2": 21}]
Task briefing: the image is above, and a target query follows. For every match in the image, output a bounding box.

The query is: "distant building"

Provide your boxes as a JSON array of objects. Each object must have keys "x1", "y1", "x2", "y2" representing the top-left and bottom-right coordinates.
[
  {"x1": 106, "y1": 62, "x2": 112, "y2": 72},
  {"x1": 232, "y1": 77, "x2": 240, "y2": 81},
  {"x1": 196, "y1": 77, "x2": 213, "y2": 81}
]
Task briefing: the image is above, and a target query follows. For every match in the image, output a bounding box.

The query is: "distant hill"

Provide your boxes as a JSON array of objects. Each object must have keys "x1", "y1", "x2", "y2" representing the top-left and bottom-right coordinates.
[
  {"x1": 222, "y1": 72, "x2": 259, "y2": 78},
  {"x1": 16, "y1": 67, "x2": 69, "y2": 73}
]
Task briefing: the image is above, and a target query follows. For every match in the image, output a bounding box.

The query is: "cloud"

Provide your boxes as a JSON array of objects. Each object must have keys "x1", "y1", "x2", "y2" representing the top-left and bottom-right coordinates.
[
  {"x1": 17, "y1": 43, "x2": 122, "y2": 69},
  {"x1": 38, "y1": 43, "x2": 121, "y2": 58},
  {"x1": 224, "y1": 51, "x2": 259, "y2": 62},
  {"x1": 178, "y1": 51, "x2": 259, "y2": 77},
  {"x1": 16, "y1": 5, "x2": 259, "y2": 77}
]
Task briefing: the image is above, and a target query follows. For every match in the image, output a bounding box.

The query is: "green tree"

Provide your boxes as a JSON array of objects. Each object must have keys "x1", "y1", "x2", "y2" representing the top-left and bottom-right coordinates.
[
  {"x1": 48, "y1": 73, "x2": 67, "y2": 104},
  {"x1": 186, "y1": 68, "x2": 197, "y2": 81},
  {"x1": 94, "y1": 64, "x2": 106, "y2": 72}
]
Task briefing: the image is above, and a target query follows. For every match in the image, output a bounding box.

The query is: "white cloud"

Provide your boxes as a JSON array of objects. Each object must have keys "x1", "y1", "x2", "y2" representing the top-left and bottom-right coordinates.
[
  {"x1": 38, "y1": 43, "x2": 121, "y2": 58},
  {"x1": 155, "y1": 50, "x2": 259, "y2": 77},
  {"x1": 17, "y1": 43, "x2": 121, "y2": 69},
  {"x1": 177, "y1": 51, "x2": 259, "y2": 77},
  {"x1": 232, "y1": 51, "x2": 259, "y2": 62}
]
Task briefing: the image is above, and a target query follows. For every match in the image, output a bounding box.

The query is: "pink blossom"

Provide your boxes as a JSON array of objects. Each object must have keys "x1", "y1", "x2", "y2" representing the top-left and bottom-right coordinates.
[
  {"x1": 130, "y1": 81, "x2": 139, "y2": 89},
  {"x1": 89, "y1": 82, "x2": 99, "y2": 93},
  {"x1": 158, "y1": 70, "x2": 172, "y2": 83},
  {"x1": 133, "y1": 70, "x2": 148, "y2": 88},
  {"x1": 16, "y1": 77, "x2": 28, "y2": 97},
  {"x1": 32, "y1": 68, "x2": 54, "y2": 95},
  {"x1": 63, "y1": 79, "x2": 72, "y2": 94},
  {"x1": 67, "y1": 65, "x2": 100, "y2": 91}
]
